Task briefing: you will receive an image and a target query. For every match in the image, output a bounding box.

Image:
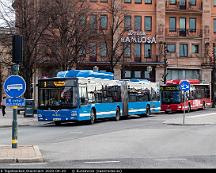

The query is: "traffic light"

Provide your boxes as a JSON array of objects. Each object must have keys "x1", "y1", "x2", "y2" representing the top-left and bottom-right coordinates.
[{"x1": 12, "y1": 35, "x2": 23, "y2": 64}]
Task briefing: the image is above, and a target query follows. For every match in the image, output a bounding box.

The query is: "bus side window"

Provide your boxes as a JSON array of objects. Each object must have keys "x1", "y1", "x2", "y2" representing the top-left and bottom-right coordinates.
[
  {"x1": 189, "y1": 91, "x2": 194, "y2": 100},
  {"x1": 79, "y1": 86, "x2": 88, "y2": 105}
]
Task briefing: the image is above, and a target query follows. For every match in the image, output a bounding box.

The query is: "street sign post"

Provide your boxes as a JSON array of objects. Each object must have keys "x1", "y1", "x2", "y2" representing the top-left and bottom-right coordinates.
[
  {"x1": 179, "y1": 80, "x2": 190, "y2": 125},
  {"x1": 3, "y1": 73, "x2": 26, "y2": 149}
]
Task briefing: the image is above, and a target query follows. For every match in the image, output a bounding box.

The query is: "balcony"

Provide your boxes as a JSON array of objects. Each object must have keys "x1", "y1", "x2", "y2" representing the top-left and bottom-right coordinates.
[
  {"x1": 166, "y1": 1, "x2": 202, "y2": 14},
  {"x1": 166, "y1": 29, "x2": 202, "y2": 38}
]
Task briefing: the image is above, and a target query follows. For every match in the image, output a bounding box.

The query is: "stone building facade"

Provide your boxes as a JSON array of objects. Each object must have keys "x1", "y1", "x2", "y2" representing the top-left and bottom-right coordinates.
[{"x1": 15, "y1": 0, "x2": 216, "y2": 85}]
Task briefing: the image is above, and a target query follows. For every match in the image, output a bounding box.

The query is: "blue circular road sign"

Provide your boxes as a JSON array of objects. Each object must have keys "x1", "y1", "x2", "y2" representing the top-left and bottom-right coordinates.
[
  {"x1": 179, "y1": 80, "x2": 190, "y2": 92},
  {"x1": 3, "y1": 75, "x2": 26, "y2": 98}
]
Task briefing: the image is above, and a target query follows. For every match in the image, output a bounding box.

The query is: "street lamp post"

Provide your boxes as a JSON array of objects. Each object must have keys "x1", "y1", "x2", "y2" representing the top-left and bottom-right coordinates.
[{"x1": 161, "y1": 42, "x2": 168, "y2": 84}]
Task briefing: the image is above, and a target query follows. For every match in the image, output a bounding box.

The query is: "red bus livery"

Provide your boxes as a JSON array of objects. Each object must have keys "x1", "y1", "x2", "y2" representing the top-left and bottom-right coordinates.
[{"x1": 160, "y1": 80, "x2": 212, "y2": 113}]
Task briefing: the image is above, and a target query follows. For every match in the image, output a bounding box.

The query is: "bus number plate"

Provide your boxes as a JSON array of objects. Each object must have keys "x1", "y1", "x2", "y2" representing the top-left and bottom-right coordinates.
[{"x1": 53, "y1": 118, "x2": 61, "y2": 121}]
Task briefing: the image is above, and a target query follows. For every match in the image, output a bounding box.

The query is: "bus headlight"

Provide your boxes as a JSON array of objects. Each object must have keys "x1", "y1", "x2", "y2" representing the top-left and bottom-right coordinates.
[
  {"x1": 71, "y1": 111, "x2": 77, "y2": 117},
  {"x1": 178, "y1": 106, "x2": 182, "y2": 109},
  {"x1": 38, "y1": 114, "x2": 42, "y2": 118}
]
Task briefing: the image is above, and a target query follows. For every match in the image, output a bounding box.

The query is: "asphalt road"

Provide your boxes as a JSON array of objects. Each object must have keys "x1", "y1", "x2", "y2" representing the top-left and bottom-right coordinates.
[{"x1": 0, "y1": 109, "x2": 216, "y2": 169}]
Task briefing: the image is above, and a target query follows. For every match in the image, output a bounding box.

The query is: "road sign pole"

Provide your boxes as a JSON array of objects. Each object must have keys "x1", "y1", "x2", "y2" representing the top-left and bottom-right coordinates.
[
  {"x1": 12, "y1": 64, "x2": 19, "y2": 149},
  {"x1": 183, "y1": 92, "x2": 186, "y2": 125},
  {"x1": 12, "y1": 106, "x2": 18, "y2": 148},
  {"x1": 179, "y1": 81, "x2": 190, "y2": 125}
]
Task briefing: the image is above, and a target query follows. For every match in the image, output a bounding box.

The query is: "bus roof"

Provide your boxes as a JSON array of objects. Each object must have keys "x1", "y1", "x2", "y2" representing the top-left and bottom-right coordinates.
[{"x1": 56, "y1": 70, "x2": 114, "y2": 80}]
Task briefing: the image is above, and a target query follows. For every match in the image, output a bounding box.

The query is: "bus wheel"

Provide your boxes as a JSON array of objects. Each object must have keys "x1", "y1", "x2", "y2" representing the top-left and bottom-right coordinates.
[
  {"x1": 89, "y1": 109, "x2": 96, "y2": 124},
  {"x1": 115, "y1": 107, "x2": 121, "y2": 121},
  {"x1": 54, "y1": 121, "x2": 61, "y2": 126},
  {"x1": 187, "y1": 104, "x2": 191, "y2": 113},
  {"x1": 145, "y1": 105, "x2": 151, "y2": 116}
]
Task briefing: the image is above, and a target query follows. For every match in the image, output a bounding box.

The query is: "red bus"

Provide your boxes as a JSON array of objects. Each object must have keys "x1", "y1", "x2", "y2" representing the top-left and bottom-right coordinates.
[{"x1": 160, "y1": 80, "x2": 212, "y2": 113}]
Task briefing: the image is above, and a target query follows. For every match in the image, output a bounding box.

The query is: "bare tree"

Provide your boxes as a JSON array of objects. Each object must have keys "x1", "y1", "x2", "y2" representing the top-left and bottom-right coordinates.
[
  {"x1": 0, "y1": 0, "x2": 14, "y2": 100},
  {"x1": 43, "y1": 0, "x2": 92, "y2": 71},
  {"x1": 98, "y1": 0, "x2": 128, "y2": 73},
  {"x1": 13, "y1": 0, "x2": 52, "y2": 98}
]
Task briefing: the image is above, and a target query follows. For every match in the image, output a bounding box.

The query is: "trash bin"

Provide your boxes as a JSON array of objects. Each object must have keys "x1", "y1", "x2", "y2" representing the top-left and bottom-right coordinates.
[{"x1": 24, "y1": 99, "x2": 35, "y2": 117}]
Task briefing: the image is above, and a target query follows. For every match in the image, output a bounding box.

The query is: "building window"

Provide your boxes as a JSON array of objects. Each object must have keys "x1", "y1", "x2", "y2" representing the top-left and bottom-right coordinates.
[
  {"x1": 90, "y1": 0, "x2": 97, "y2": 2},
  {"x1": 169, "y1": 17, "x2": 176, "y2": 32},
  {"x1": 125, "y1": 71, "x2": 132, "y2": 78},
  {"x1": 144, "y1": 16, "x2": 152, "y2": 32},
  {"x1": 124, "y1": 15, "x2": 131, "y2": 31},
  {"x1": 124, "y1": 44, "x2": 131, "y2": 57},
  {"x1": 179, "y1": 17, "x2": 186, "y2": 36},
  {"x1": 214, "y1": 0, "x2": 216, "y2": 6},
  {"x1": 79, "y1": 47, "x2": 86, "y2": 56},
  {"x1": 89, "y1": 42, "x2": 97, "y2": 61},
  {"x1": 189, "y1": 18, "x2": 196, "y2": 32},
  {"x1": 169, "y1": 0, "x2": 176, "y2": 4},
  {"x1": 100, "y1": 15, "x2": 108, "y2": 30},
  {"x1": 99, "y1": 42, "x2": 107, "y2": 57},
  {"x1": 124, "y1": 0, "x2": 131, "y2": 3},
  {"x1": 90, "y1": 15, "x2": 97, "y2": 31},
  {"x1": 134, "y1": 71, "x2": 141, "y2": 78},
  {"x1": 189, "y1": 0, "x2": 196, "y2": 6},
  {"x1": 144, "y1": 0, "x2": 152, "y2": 4},
  {"x1": 144, "y1": 44, "x2": 152, "y2": 58},
  {"x1": 167, "y1": 69, "x2": 200, "y2": 80},
  {"x1": 134, "y1": 44, "x2": 141, "y2": 58},
  {"x1": 167, "y1": 44, "x2": 176, "y2": 53},
  {"x1": 179, "y1": 44, "x2": 188, "y2": 57},
  {"x1": 79, "y1": 16, "x2": 86, "y2": 27},
  {"x1": 192, "y1": 44, "x2": 199, "y2": 53},
  {"x1": 135, "y1": 0, "x2": 142, "y2": 3},
  {"x1": 134, "y1": 16, "x2": 142, "y2": 31},
  {"x1": 100, "y1": 0, "x2": 108, "y2": 2},
  {"x1": 214, "y1": 19, "x2": 216, "y2": 32}
]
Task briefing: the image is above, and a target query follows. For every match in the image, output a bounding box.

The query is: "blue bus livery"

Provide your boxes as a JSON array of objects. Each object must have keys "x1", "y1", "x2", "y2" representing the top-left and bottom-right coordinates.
[{"x1": 37, "y1": 70, "x2": 160, "y2": 125}]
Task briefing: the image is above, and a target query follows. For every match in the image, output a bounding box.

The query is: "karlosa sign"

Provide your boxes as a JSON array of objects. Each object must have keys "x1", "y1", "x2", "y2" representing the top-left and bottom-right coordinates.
[{"x1": 121, "y1": 30, "x2": 157, "y2": 44}]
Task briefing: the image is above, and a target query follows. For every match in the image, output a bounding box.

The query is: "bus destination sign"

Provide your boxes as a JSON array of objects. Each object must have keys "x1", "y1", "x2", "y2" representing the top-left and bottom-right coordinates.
[{"x1": 160, "y1": 86, "x2": 179, "y2": 91}]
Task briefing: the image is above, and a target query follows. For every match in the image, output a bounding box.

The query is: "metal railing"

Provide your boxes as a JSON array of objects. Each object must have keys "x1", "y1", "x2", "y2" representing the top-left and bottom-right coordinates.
[
  {"x1": 165, "y1": 28, "x2": 202, "y2": 38},
  {"x1": 166, "y1": 1, "x2": 202, "y2": 12}
]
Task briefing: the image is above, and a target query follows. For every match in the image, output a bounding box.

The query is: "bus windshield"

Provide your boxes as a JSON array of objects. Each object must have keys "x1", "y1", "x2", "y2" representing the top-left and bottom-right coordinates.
[
  {"x1": 39, "y1": 86, "x2": 78, "y2": 110},
  {"x1": 161, "y1": 91, "x2": 182, "y2": 104}
]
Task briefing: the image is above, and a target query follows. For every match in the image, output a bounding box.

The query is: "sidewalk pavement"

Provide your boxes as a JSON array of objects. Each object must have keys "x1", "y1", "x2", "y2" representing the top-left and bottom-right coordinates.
[
  {"x1": 0, "y1": 108, "x2": 44, "y2": 163},
  {"x1": 163, "y1": 111, "x2": 216, "y2": 125},
  {"x1": 0, "y1": 108, "x2": 38, "y2": 128}
]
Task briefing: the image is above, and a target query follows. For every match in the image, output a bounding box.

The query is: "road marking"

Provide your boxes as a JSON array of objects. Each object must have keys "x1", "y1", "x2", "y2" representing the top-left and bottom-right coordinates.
[{"x1": 84, "y1": 160, "x2": 120, "y2": 164}]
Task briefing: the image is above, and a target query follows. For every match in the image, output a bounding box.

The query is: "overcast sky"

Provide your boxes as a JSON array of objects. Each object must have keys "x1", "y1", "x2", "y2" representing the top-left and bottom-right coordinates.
[{"x1": 0, "y1": 0, "x2": 15, "y2": 28}]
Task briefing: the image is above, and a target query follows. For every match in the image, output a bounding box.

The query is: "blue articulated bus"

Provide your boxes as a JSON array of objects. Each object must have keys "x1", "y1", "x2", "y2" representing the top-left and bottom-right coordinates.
[{"x1": 37, "y1": 70, "x2": 160, "y2": 125}]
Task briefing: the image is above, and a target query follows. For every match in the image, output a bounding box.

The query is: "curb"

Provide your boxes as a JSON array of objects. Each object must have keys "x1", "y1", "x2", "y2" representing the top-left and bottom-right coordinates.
[
  {"x1": 0, "y1": 158, "x2": 17, "y2": 163},
  {"x1": 0, "y1": 145, "x2": 44, "y2": 163}
]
